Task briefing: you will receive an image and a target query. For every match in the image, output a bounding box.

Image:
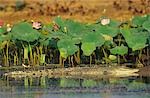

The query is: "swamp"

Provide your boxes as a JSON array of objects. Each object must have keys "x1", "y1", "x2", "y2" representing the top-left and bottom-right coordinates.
[{"x1": 0, "y1": 0, "x2": 150, "y2": 98}]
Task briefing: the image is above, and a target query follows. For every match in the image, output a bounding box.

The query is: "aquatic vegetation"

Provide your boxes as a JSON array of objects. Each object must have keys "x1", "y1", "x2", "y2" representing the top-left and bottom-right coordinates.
[{"x1": 0, "y1": 14, "x2": 150, "y2": 67}]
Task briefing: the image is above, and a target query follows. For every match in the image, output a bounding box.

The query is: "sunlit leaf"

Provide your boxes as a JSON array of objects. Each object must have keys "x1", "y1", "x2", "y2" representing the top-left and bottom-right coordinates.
[
  {"x1": 11, "y1": 22, "x2": 40, "y2": 42},
  {"x1": 57, "y1": 38, "x2": 78, "y2": 58},
  {"x1": 110, "y1": 44, "x2": 128, "y2": 55},
  {"x1": 121, "y1": 28, "x2": 148, "y2": 51},
  {"x1": 81, "y1": 42, "x2": 96, "y2": 56}
]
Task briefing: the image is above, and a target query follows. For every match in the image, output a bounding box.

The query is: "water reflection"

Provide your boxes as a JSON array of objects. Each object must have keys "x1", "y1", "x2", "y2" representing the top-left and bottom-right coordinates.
[{"x1": 0, "y1": 76, "x2": 150, "y2": 98}]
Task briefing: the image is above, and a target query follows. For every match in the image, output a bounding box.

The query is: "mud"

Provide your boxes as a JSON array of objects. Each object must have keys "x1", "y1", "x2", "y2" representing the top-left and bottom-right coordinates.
[{"x1": 0, "y1": 0, "x2": 149, "y2": 24}]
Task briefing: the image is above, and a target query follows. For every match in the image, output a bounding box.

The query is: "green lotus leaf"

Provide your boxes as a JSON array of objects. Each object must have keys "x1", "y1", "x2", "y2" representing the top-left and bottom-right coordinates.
[
  {"x1": 110, "y1": 44, "x2": 128, "y2": 55},
  {"x1": 54, "y1": 16, "x2": 65, "y2": 28},
  {"x1": 11, "y1": 22, "x2": 40, "y2": 42},
  {"x1": 97, "y1": 26, "x2": 119, "y2": 37},
  {"x1": 108, "y1": 19, "x2": 120, "y2": 27},
  {"x1": 82, "y1": 32, "x2": 105, "y2": 47},
  {"x1": 81, "y1": 42, "x2": 96, "y2": 56},
  {"x1": 109, "y1": 55, "x2": 117, "y2": 61},
  {"x1": 132, "y1": 15, "x2": 147, "y2": 26},
  {"x1": 0, "y1": 27, "x2": 6, "y2": 34},
  {"x1": 57, "y1": 38, "x2": 78, "y2": 58},
  {"x1": 59, "y1": 48, "x2": 68, "y2": 59},
  {"x1": 65, "y1": 19, "x2": 86, "y2": 36},
  {"x1": 142, "y1": 21, "x2": 150, "y2": 31},
  {"x1": 121, "y1": 28, "x2": 148, "y2": 51}
]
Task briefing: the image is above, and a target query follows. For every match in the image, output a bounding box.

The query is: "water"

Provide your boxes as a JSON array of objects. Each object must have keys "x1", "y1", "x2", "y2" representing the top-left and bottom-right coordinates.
[{"x1": 0, "y1": 76, "x2": 150, "y2": 98}]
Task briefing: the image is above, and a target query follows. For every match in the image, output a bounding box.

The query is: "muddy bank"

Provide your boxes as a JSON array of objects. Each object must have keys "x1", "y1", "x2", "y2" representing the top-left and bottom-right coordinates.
[
  {"x1": 138, "y1": 66, "x2": 150, "y2": 77},
  {"x1": 4, "y1": 66, "x2": 139, "y2": 79}
]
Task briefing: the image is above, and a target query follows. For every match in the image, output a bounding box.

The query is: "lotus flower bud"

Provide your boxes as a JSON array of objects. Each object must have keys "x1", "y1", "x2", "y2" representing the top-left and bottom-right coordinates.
[
  {"x1": 101, "y1": 18, "x2": 110, "y2": 25},
  {"x1": 0, "y1": 19, "x2": 4, "y2": 27},
  {"x1": 6, "y1": 24, "x2": 12, "y2": 32},
  {"x1": 32, "y1": 22, "x2": 42, "y2": 29}
]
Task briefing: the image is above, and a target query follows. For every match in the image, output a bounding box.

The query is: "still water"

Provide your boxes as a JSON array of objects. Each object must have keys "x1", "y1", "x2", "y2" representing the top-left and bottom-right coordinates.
[{"x1": 0, "y1": 76, "x2": 150, "y2": 98}]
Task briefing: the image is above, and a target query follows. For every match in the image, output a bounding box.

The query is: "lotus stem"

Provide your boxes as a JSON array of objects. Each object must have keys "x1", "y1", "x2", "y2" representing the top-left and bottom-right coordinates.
[
  {"x1": 36, "y1": 46, "x2": 40, "y2": 65},
  {"x1": 59, "y1": 55, "x2": 62, "y2": 67},
  {"x1": 77, "y1": 49, "x2": 80, "y2": 64},
  {"x1": 29, "y1": 44, "x2": 33, "y2": 65},
  {"x1": 90, "y1": 55, "x2": 92, "y2": 66},
  {"x1": 68, "y1": 56, "x2": 71, "y2": 66},
  {"x1": 118, "y1": 55, "x2": 120, "y2": 65},
  {"x1": 71, "y1": 55, "x2": 74, "y2": 67},
  {"x1": 102, "y1": 47, "x2": 108, "y2": 65},
  {"x1": 6, "y1": 41, "x2": 9, "y2": 66}
]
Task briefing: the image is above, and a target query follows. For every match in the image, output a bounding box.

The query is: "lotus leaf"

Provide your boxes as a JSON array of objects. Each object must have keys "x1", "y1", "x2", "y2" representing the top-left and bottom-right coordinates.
[
  {"x1": 109, "y1": 55, "x2": 117, "y2": 61},
  {"x1": 108, "y1": 19, "x2": 120, "y2": 27},
  {"x1": 142, "y1": 21, "x2": 150, "y2": 31},
  {"x1": 82, "y1": 32, "x2": 105, "y2": 47},
  {"x1": 110, "y1": 44, "x2": 128, "y2": 55},
  {"x1": 57, "y1": 38, "x2": 78, "y2": 58},
  {"x1": 0, "y1": 27, "x2": 6, "y2": 34},
  {"x1": 132, "y1": 16, "x2": 147, "y2": 26},
  {"x1": 121, "y1": 28, "x2": 148, "y2": 51},
  {"x1": 96, "y1": 26, "x2": 119, "y2": 37},
  {"x1": 81, "y1": 42, "x2": 96, "y2": 56},
  {"x1": 11, "y1": 22, "x2": 40, "y2": 42},
  {"x1": 81, "y1": 32, "x2": 105, "y2": 56}
]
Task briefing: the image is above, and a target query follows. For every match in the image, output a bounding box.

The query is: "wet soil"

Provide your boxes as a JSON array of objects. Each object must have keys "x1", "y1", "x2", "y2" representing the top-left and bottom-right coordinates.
[{"x1": 138, "y1": 66, "x2": 150, "y2": 77}]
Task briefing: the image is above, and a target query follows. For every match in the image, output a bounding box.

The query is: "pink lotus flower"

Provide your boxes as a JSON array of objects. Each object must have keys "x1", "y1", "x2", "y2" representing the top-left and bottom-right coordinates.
[
  {"x1": 0, "y1": 19, "x2": 4, "y2": 27},
  {"x1": 32, "y1": 22, "x2": 42, "y2": 29},
  {"x1": 101, "y1": 18, "x2": 110, "y2": 25}
]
